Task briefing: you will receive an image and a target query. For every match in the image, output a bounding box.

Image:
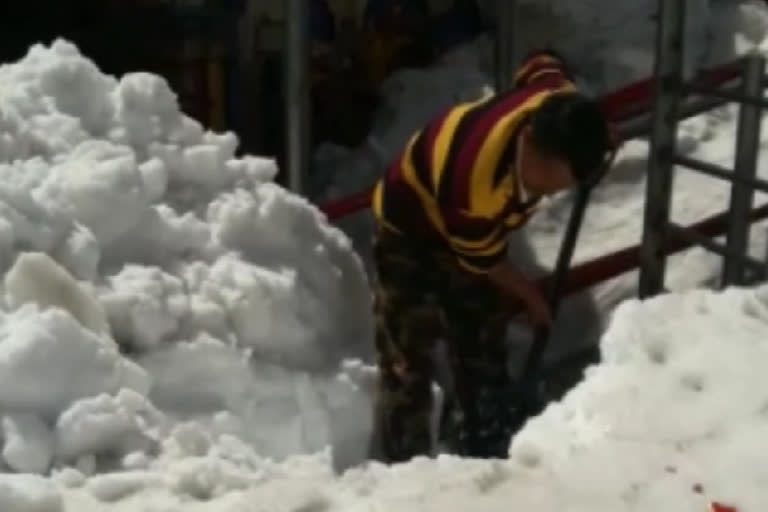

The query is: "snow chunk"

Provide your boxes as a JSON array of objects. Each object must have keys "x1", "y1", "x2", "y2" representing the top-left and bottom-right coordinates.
[
  {"x1": 121, "y1": 451, "x2": 150, "y2": 471},
  {"x1": 1, "y1": 413, "x2": 54, "y2": 474},
  {"x1": 100, "y1": 265, "x2": 187, "y2": 350},
  {"x1": 51, "y1": 467, "x2": 85, "y2": 489},
  {"x1": 137, "y1": 157, "x2": 168, "y2": 202},
  {"x1": 138, "y1": 335, "x2": 252, "y2": 413},
  {"x1": 112, "y1": 72, "x2": 182, "y2": 149},
  {"x1": 86, "y1": 471, "x2": 158, "y2": 503},
  {"x1": 35, "y1": 140, "x2": 149, "y2": 247},
  {"x1": 0, "y1": 474, "x2": 62, "y2": 512},
  {"x1": 0, "y1": 306, "x2": 148, "y2": 416},
  {"x1": 55, "y1": 388, "x2": 162, "y2": 462},
  {"x1": 5, "y1": 252, "x2": 109, "y2": 336}
]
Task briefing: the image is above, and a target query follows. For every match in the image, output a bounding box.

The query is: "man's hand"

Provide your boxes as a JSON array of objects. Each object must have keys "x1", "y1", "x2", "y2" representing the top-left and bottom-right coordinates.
[
  {"x1": 521, "y1": 286, "x2": 553, "y2": 328},
  {"x1": 487, "y1": 261, "x2": 553, "y2": 329}
]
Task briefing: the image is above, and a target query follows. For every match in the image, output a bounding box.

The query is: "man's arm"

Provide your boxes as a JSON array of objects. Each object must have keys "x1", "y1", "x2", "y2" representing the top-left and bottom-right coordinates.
[
  {"x1": 441, "y1": 211, "x2": 553, "y2": 327},
  {"x1": 486, "y1": 260, "x2": 552, "y2": 327}
]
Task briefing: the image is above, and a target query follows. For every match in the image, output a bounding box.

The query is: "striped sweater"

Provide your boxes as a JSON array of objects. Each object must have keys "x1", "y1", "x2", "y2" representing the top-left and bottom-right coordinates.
[{"x1": 372, "y1": 51, "x2": 575, "y2": 273}]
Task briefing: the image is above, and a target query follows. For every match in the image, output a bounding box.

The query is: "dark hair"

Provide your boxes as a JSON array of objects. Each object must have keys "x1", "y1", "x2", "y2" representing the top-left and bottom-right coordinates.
[{"x1": 528, "y1": 92, "x2": 612, "y2": 182}]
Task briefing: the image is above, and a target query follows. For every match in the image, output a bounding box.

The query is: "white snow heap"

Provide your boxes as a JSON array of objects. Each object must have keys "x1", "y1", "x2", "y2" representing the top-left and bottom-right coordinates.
[
  {"x1": 0, "y1": 37, "x2": 375, "y2": 480},
  {"x1": 40, "y1": 283, "x2": 768, "y2": 511}
]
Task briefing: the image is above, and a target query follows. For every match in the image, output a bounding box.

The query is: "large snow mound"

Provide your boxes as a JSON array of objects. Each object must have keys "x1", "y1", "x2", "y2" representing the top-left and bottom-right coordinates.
[
  {"x1": 0, "y1": 38, "x2": 375, "y2": 479},
  {"x1": 50, "y1": 283, "x2": 768, "y2": 510}
]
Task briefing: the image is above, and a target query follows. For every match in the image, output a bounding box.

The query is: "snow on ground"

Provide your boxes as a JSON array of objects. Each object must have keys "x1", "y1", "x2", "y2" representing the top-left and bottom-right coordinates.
[{"x1": 52, "y1": 284, "x2": 768, "y2": 511}]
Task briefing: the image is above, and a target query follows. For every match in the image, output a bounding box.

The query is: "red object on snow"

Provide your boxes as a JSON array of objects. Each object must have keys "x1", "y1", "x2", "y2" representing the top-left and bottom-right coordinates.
[{"x1": 710, "y1": 503, "x2": 738, "y2": 512}]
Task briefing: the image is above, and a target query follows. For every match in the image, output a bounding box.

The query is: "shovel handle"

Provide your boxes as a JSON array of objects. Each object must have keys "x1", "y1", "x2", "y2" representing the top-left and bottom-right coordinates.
[{"x1": 517, "y1": 151, "x2": 616, "y2": 387}]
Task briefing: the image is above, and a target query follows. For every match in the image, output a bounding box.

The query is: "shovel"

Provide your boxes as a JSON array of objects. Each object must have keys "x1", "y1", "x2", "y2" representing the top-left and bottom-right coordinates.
[
  {"x1": 511, "y1": 151, "x2": 615, "y2": 427},
  {"x1": 511, "y1": 181, "x2": 596, "y2": 421}
]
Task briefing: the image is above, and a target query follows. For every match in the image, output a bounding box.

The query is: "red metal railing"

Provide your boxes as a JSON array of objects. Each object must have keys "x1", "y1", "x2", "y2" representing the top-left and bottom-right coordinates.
[{"x1": 546, "y1": 202, "x2": 768, "y2": 299}]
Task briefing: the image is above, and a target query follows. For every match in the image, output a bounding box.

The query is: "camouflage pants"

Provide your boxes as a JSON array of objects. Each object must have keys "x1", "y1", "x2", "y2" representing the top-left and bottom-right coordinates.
[{"x1": 371, "y1": 227, "x2": 515, "y2": 463}]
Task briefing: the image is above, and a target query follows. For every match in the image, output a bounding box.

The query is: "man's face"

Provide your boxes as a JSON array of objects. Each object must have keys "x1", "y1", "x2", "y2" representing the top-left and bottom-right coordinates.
[{"x1": 517, "y1": 126, "x2": 575, "y2": 196}]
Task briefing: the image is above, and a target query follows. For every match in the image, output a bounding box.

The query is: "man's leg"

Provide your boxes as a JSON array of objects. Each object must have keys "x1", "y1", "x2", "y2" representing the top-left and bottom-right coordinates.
[
  {"x1": 369, "y1": 230, "x2": 442, "y2": 463},
  {"x1": 439, "y1": 268, "x2": 514, "y2": 459}
]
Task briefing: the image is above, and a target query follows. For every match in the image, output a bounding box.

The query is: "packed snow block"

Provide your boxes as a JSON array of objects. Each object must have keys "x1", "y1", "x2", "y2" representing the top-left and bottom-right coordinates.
[
  {"x1": 137, "y1": 157, "x2": 168, "y2": 203},
  {"x1": 35, "y1": 140, "x2": 150, "y2": 247},
  {"x1": 34, "y1": 40, "x2": 117, "y2": 136},
  {"x1": 5, "y1": 251, "x2": 110, "y2": 337},
  {"x1": 180, "y1": 144, "x2": 233, "y2": 190},
  {"x1": 51, "y1": 467, "x2": 86, "y2": 489},
  {"x1": 225, "y1": 154, "x2": 278, "y2": 184},
  {"x1": 52, "y1": 223, "x2": 100, "y2": 282},
  {"x1": 86, "y1": 471, "x2": 159, "y2": 503},
  {"x1": 0, "y1": 305, "x2": 149, "y2": 416},
  {"x1": 1, "y1": 413, "x2": 54, "y2": 474},
  {"x1": 112, "y1": 72, "x2": 184, "y2": 149},
  {"x1": 206, "y1": 183, "x2": 374, "y2": 369},
  {"x1": 137, "y1": 335, "x2": 254, "y2": 413},
  {"x1": 98, "y1": 205, "x2": 212, "y2": 269},
  {"x1": 0, "y1": 474, "x2": 63, "y2": 512},
  {"x1": 99, "y1": 265, "x2": 188, "y2": 351},
  {"x1": 55, "y1": 388, "x2": 162, "y2": 463}
]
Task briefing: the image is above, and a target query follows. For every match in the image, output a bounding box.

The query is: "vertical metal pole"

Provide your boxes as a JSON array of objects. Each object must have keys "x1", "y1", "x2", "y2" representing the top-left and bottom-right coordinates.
[
  {"x1": 638, "y1": 0, "x2": 687, "y2": 298},
  {"x1": 495, "y1": 0, "x2": 518, "y2": 93},
  {"x1": 284, "y1": 0, "x2": 310, "y2": 194},
  {"x1": 722, "y1": 54, "x2": 765, "y2": 286}
]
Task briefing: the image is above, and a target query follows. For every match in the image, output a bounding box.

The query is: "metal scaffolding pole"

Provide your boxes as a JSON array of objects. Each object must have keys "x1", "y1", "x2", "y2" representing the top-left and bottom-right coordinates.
[
  {"x1": 494, "y1": 0, "x2": 518, "y2": 92},
  {"x1": 722, "y1": 54, "x2": 766, "y2": 286},
  {"x1": 284, "y1": 0, "x2": 310, "y2": 194},
  {"x1": 638, "y1": 0, "x2": 687, "y2": 298}
]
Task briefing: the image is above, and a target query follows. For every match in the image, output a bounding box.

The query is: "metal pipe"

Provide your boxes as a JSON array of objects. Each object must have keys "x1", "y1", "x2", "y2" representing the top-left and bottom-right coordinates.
[
  {"x1": 667, "y1": 222, "x2": 766, "y2": 276},
  {"x1": 687, "y1": 82, "x2": 768, "y2": 110},
  {"x1": 284, "y1": 0, "x2": 310, "y2": 194},
  {"x1": 723, "y1": 54, "x2": 766, "y2": 286},
  {"x1": 494, "y1": 0, "x2": 518, "y2": 92},
  {"x1": 520, "y1": 183, "x2": 596, "y2": 382},
  {"x1": 673, "y1": 155, "x2": 768, "y2": 194},
  {"x1": 618, "y1": 86, "x2": 736, "y2": 140},
  {"x1": 639, "y1": 0, "x2": 687, "y2": 298}
]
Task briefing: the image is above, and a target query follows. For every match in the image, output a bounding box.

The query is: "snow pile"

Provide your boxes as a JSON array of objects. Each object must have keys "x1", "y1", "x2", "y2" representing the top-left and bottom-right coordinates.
[
  {"x1": 36, "y1": 282, "x2": 768, "y2": 510},
  {"x1": 0, "y1": 38, "x2": 376, "y2": 482}
]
